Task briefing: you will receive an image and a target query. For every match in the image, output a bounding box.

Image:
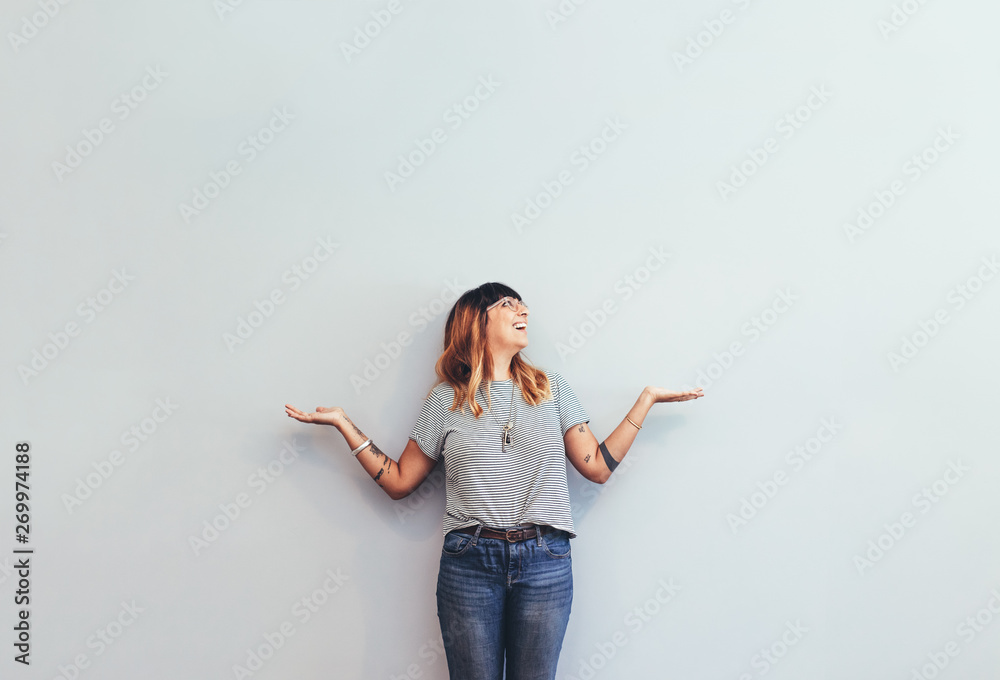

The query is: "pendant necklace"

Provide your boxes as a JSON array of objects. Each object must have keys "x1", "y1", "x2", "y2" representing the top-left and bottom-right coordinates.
[{"x1": 480, "y1": 379, "x2": 516, "y2": 451}]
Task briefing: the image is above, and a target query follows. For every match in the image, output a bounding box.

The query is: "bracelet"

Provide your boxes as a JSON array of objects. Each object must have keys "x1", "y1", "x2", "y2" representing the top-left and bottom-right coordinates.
[
  {"x1": 626, "y1": 416, "x2": 642, "y2": 430},
  {"x1": 350, "y1": 438, "x2": 372, "y2": 456},
  {"x1": 599, "y1": 442, "x2": 620, "y2": 473}
]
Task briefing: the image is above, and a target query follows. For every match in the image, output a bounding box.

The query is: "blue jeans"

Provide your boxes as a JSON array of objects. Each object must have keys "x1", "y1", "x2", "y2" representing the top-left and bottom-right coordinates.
[{"x1": 436, "y1": 524, "x2": 574, "y2": 680}]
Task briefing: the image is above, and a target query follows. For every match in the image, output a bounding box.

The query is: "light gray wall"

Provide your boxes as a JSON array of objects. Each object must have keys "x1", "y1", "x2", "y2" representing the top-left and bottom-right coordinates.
[{"x1": 2, "y1": 1, "x2": 999, "y2": 678}]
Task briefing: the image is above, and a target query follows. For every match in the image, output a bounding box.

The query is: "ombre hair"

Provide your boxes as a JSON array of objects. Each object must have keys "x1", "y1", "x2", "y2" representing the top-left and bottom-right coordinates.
[{"x1": 431, "y1": 282, "x2": 551, "y2": 417}]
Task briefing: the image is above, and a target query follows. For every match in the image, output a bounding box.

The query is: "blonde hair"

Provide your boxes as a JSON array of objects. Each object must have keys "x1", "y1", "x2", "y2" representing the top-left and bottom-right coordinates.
[{"x1": 431, "y1": 282, "x2": 550, "y2": 416}]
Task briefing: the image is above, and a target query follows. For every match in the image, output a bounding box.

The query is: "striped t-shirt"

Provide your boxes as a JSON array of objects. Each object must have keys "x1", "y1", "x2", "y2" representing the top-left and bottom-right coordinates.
[{"x1": 409, "y1": 371, "x2": 590, "y2": 538}]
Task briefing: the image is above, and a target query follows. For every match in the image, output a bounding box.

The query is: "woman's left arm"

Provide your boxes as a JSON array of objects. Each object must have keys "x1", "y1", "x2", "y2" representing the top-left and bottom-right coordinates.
[{"x1": 564, "y1": 386, "x2": 703, "y2": 484}]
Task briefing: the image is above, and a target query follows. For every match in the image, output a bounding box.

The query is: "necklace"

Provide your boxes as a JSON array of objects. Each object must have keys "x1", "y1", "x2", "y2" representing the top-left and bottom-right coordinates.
[{"x1": 479, "y1": 379, "x2": 516, "y2": 451}]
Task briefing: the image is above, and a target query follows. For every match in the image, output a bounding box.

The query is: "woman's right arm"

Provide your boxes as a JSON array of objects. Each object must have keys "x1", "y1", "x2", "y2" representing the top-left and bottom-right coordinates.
[{"x1": 284, "y1": 404, "x2": 438, "y2": 500}]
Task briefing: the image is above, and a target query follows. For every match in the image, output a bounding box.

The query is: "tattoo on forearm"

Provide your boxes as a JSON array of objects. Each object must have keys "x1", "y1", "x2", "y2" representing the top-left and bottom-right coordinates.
[
  {"x1": 369, "y1": 441, "x2": 393, "y2": 488},
  {"x1": 584, "y1": 453, "x2": 591, "y2": 463},
  {"x1": 368, "y1": 442, "x2": 387, "y2": 462}
]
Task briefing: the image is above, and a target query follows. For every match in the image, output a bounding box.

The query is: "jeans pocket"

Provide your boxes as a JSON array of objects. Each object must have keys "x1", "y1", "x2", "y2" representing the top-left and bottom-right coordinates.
[
  {"x1": 442, "y1": 530, "x2": 474, "y2": 556},
  {"x1": 539, "y1": 529, "x2": 571, "y2": 559}
]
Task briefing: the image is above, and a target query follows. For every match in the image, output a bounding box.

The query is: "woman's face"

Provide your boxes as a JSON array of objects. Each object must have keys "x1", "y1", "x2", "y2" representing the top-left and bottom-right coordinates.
[{"x1": 485, "y1": 296, "x2": 530, "y2": 355}]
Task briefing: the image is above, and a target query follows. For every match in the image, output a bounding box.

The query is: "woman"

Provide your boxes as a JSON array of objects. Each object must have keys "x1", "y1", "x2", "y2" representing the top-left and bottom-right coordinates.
[{"x1": 285, "y1": 282, "x2": 703, "y2": 680}]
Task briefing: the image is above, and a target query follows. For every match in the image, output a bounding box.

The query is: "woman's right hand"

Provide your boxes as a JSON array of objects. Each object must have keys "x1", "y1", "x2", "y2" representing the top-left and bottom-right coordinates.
[{"x1": 284, "y1": 404, "x2": 345, "y2": 427}]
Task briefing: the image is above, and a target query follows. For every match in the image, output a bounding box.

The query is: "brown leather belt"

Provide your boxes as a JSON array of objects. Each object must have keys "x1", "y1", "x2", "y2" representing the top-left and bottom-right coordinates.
[{"x1": 455, "y1": 524, "x2": 553, "y2": 543}]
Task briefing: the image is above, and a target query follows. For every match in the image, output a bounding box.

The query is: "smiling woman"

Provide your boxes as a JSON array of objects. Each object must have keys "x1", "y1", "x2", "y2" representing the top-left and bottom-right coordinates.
[{"x1": 284, "y1": 281, "x2": 703, "y2": 680}]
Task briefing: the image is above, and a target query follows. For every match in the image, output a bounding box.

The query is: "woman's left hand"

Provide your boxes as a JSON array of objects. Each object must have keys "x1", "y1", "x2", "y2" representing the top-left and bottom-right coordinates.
[{"x1": 644, "y1": 386, "x2": 704, "y2": 403}]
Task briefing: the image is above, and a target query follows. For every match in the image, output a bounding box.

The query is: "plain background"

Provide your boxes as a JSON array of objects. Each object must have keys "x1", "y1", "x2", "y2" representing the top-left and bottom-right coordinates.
[{"x1": 2, "y1": 1, "x2": 999, "y2": 678}]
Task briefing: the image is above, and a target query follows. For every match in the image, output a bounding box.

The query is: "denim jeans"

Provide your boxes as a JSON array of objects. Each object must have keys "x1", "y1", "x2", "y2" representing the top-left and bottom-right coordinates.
[{"x1": 436, "y1": 524, "x2": 574, "y2": 680}]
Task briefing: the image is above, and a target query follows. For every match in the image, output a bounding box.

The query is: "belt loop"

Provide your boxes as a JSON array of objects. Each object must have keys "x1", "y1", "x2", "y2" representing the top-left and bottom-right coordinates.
[
  {"x1": 471, "y1": 523, "x2": 483, "y2": 547},
  {"x1": 535, "y1": 523, "x2": 543, "y2": 547}
]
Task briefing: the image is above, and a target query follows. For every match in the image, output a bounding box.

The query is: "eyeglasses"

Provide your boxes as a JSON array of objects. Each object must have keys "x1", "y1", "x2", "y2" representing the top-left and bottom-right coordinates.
[{"x1": 486, "y1": 296, "x2": 528, "y2": 312}]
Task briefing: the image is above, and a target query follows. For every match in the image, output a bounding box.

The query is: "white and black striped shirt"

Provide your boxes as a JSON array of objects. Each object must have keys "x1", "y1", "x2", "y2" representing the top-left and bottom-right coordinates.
[{"x1": 409, "y1": 371, "x2": 590, "y2": 538}]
